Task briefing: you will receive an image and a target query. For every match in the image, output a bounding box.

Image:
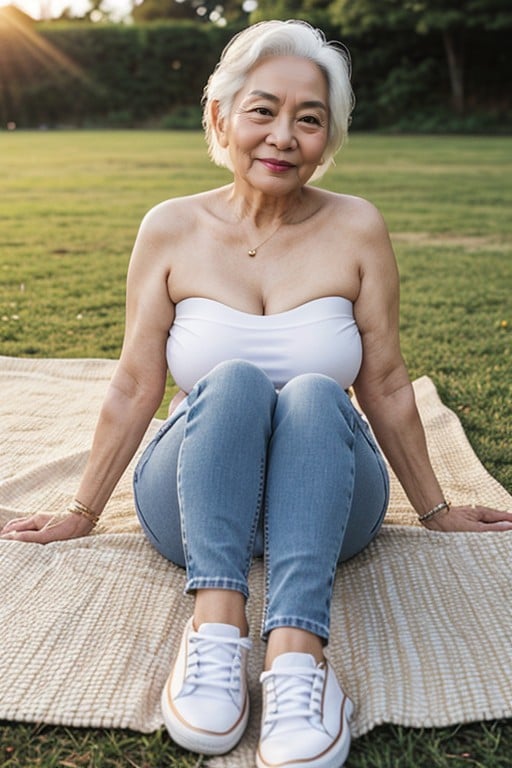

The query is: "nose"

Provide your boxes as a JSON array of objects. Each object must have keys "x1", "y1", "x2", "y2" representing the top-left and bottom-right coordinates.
[{"x1": 265, "y1": 117, "x2": 297, "y2": 150}]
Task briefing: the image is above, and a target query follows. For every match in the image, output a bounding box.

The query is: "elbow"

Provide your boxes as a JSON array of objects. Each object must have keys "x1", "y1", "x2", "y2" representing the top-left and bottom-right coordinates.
[
  {"x1": 355, "y1": 373, "x2": 415, "y2": 422},
  {"x1": 104, "y1": 371, "x2": 166, "y2": 421}
]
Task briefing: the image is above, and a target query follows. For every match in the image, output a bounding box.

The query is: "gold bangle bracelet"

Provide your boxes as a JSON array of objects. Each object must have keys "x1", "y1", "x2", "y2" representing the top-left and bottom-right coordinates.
[
  {"x1": 418, "y1": 500, "x2": 451, "y2": 524},
  {"x1": 66, "y1": 499, "x2": 100, "y2": 526}
]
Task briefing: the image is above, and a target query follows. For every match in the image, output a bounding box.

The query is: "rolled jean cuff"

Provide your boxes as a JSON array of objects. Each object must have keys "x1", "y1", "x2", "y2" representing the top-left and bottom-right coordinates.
[
  {"x1": 263, "y1": 615, "x2": 329, "y2": 643},
  {"x1": 185, "y1": 576, "x2": 249, "y2": 600}
]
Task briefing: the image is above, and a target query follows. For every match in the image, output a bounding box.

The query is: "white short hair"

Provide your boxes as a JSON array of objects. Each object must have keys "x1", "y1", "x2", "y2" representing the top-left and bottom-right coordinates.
[{"x1": 202, "y1": 20, "x2": 354, "y2": 181}]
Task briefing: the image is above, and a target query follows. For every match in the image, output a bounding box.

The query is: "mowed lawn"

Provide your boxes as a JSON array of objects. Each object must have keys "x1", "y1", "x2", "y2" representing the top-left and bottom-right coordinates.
[{"x1": 0, "y1": 131, "x2": 511, "y2": 767}]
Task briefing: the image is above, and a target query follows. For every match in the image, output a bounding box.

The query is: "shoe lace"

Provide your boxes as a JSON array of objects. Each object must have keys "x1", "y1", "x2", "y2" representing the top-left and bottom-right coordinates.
[
  {"x1": 185, "y1": 631, "x2": 252, "y2": 700},
  {"x1": 260, "y1": 664, "x2": 325, "y2": 730}
]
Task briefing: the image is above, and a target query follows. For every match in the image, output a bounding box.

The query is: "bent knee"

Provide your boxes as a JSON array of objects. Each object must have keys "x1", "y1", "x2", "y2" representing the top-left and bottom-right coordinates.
[
  {"x1": 279, "y1": 373, "x2": 350, "y2": 408},
  {"x1": 190, "y1": 360, "x2": 277, "y2": 415},
  {"x1": 275, "y1": 374, "x2": 357, "y2": 433},
  {"x1": 204, "y1": 359, "x2": 272, "y2": 388}
]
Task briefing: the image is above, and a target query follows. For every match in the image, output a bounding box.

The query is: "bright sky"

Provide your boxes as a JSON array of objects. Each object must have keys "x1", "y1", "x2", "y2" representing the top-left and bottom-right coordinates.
[
  {"x1": 0, "y1": 0, "x2": 132, "y2": 21},
  {"x1": 0, "y1": 0, "x2": 257, "y2": 22}
]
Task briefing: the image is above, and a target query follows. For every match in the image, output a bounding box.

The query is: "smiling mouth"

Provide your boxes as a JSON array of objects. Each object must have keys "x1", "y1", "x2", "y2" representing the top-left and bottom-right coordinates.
[{"x1": 259, "y1": 159, "x2": 295, "y2": 172}]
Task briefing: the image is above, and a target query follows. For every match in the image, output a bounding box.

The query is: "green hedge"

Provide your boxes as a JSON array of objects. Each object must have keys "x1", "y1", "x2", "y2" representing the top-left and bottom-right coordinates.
[
  {"x1": 0, "y1": 17, "x2": 510, "y2": 130},
  {"x1": 0, "y1": 21, "x2": 232, "y2": 127}
]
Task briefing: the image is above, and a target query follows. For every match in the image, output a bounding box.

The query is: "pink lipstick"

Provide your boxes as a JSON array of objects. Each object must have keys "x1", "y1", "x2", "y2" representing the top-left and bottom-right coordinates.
[{"x1": 259, "y1": 159, "x2": 295, "y2": 173}]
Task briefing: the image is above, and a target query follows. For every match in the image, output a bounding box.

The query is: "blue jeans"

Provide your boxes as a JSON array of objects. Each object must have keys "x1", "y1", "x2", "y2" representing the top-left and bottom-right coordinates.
[{"x1": 133, "y1": 360, "x2": 389, "y2": 642}]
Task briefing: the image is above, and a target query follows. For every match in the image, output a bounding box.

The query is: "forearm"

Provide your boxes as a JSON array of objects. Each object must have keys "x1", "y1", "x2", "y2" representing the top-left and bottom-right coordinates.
[
  {"x1": 73, "y1": 381, "x2": 162, "y2": 516},
  {"x1": 360, "y1": 382, "x2": 445, "y2": 516}
]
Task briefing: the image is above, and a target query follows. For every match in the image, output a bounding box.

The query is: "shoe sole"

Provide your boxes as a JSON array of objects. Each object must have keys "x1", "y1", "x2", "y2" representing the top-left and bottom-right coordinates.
[
  {"x1": 161, "y1": 685, "x2": 250, "y2": 756},
  {"x1": 256, "y1": 696, "x2": 354, "y2": 768}
]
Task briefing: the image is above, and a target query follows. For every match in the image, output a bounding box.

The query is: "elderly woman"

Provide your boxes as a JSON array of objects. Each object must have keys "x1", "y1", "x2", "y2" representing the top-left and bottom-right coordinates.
[{"x1": 3, "y1": 18, "x2": 512, "y2": 768}]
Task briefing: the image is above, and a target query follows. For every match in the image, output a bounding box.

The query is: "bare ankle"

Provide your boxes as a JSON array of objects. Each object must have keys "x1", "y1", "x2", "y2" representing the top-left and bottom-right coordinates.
[
  {"x1": 193, "y1": 589, "x2": 249, "y2": 636},
  {"x1": 265, "y1": 627, "x2": 324, "y2": 669}
]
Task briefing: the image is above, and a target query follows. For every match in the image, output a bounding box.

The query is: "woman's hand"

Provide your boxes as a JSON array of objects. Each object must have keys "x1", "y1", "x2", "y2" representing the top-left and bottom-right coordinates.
[
  {"x1": 0, "y1": 512, "x2": 94, "y2": 544},
  {"x1": 423, "y1": 505, "x2": 512, "y2": 533}
]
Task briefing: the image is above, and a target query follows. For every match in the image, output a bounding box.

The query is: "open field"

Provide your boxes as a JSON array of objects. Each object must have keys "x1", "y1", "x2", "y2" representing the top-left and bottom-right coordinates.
[{"x1": 1, "y1": 131, "x2": 511, "y2": 766}]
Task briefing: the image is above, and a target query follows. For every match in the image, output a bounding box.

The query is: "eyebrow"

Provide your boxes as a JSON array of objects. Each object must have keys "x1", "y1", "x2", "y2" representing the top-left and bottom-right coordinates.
[{"x1": 247, "y1": 90, "x2": 328, "y2": 111}]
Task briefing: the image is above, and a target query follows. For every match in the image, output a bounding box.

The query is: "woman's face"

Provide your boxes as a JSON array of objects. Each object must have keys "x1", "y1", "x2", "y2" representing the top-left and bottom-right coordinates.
[{"x1": 216, "y1": 55, "x2": 330, "y2": 195}]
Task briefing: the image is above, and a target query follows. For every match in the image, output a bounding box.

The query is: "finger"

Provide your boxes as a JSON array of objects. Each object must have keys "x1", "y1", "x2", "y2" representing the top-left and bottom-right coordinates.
[
  {"x1": 478, "y1": 507, "x2": 512, "y2": 523},
  {"x1": 2, "y1": 515, "x2": 92, "y2": 543},
  {"x1": 480, "y1": 520, "x2": 512, "y2": 531},
  {"x1": 4, "y1": 514, "x2": 58, "y2": 533},
  {"x1": 1, "y1": 517, "x2": 30, "y2": 532},
  {"x1": 0, "y1": 530, "x2": 16, "y2": 540},
  {"x1": 0, "y1": 531, "x2": 43, "y2": 544},
  {"x1": 1, "y1": 527, "x2": 58, "y2": 544}
]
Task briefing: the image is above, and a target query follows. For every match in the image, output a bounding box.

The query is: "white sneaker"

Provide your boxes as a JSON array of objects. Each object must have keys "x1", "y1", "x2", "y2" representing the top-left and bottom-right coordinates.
[
  {"x1": 161, "y1": 617, "x2": 252, "y2": 755},
  {"x1": 256, "y1": 652, "x2": 353, "y2": 768}
]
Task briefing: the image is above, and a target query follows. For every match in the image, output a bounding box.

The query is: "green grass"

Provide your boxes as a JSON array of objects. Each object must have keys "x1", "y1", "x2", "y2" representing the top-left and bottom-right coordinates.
[
  {"x1": 1, "y1": 719, "x2": 511, "y2": 767},
  {"x1": 1, "y1": 131, "x2": 511, "y2": 766}
]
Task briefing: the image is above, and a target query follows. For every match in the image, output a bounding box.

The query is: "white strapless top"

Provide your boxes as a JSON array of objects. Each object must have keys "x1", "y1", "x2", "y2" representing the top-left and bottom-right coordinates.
[{"x1": 167, "y1": 296, "x2": 362, "y2": 392}]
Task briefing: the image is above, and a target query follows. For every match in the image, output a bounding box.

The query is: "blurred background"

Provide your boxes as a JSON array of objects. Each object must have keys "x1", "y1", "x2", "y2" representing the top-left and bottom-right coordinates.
[{"x1": 1, "y1": 0, "x2": 511, "y2": 134}]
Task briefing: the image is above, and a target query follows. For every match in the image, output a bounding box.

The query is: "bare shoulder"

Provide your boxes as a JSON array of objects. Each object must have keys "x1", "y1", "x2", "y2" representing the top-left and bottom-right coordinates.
[
  {"x1": 320, "y1": 189, "x2": 390, "y2": 240},
  {"x1": 137, "y1": 188, "x2": 221, "y2": 244},
  {"x1": 313, "y1": 189, "x2": 395, "y2": 281},
  {"x1": 127, "y1": 186, "x2": 229, "y2": 298}
]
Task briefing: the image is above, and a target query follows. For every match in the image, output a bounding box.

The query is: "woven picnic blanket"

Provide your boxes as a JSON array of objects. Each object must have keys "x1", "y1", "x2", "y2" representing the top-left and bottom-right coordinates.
[{"x1": 0, "y1": 355, "x2": 511, "y2": 766}]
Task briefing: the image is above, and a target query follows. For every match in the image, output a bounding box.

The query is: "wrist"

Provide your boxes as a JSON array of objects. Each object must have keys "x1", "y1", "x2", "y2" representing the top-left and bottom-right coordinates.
[
  {"x1": 66, "y1": 498, "x2": 101, "y2": 527},
  {"x1": 417, "y1": 500, "x2": 451, "y2": 525}
]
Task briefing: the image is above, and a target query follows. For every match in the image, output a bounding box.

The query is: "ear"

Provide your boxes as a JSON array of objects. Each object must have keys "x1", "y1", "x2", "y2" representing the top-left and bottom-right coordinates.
[{"x1": 210, "y1": 100, "x2": 229, "y2": 148}]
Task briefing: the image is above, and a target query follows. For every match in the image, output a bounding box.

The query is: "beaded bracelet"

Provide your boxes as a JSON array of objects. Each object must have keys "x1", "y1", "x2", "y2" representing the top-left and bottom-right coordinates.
[
  {"x1": 418, "y1": 500, "x2": 451, "y2": 524},
  {"x1": 66, "y1": 498, "x2": 100, "y2": 527}
]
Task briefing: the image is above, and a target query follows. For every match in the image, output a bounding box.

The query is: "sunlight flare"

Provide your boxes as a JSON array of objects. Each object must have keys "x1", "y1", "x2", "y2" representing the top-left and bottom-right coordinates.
[{"x1": 0, "y1": 6, "x2": 89, "y2": 82}]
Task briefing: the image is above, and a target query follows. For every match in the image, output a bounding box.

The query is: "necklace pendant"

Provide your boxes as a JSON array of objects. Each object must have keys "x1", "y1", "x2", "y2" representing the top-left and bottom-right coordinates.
[{"x1": 248, "y1": 248, "x2": 257, "y2": 257}]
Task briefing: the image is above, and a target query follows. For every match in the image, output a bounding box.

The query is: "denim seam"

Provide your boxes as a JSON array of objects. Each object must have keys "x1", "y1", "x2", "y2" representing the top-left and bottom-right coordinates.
[
  {"x1": 243, "y1": 454, "x2": 266, "y2": 585},
  {"x1": 263, "y1": 615, "x2": 330, "y2": 643},
  {"x1": 261, "y1": 496, "x2": 271, "y2": 640},
  {"x1": 324, "y1": 427, "x2": 356, "y2": 633},
  {"x1": 132, "y1": 486, "x2": 162, "y2": 546},
  {"x1": 185, "y1": 577, "x2": 249, "y2": 599},
  {"x1": 176, "y1": 415, "x2": 194, "y2": 576},
  {"x1": 352, "y1": 417, "x2": 390, "y2": 537},
  {"x1": 133, "y1": 409, "x2": 188, "y2": 552},
  {"x1": 176, "y1": 381, "x2": 208, "y2": 574},
  {"x1": 134, "y1": 409, "x2": 186, "y2": 478},
  {"x1": 370, "y1": 456, "x2": 390, "y2": 533}
]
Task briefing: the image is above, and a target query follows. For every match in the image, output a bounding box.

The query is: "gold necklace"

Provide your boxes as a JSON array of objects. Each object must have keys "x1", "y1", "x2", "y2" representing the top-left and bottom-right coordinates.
[{"x1": 247, "y1": 222, "x2": 283, "y2": 257}]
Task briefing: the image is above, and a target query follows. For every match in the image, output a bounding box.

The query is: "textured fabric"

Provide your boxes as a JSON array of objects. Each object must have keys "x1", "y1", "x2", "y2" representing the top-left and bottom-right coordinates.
[{"x1": 0, "y1": 355, "x2": 511, "y2": 767}]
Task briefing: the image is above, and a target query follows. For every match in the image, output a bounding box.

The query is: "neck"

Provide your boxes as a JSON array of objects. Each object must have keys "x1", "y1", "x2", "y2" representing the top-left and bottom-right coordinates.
[{"x1": 227, "y1": 181, "x2": 308, "y2": 228}]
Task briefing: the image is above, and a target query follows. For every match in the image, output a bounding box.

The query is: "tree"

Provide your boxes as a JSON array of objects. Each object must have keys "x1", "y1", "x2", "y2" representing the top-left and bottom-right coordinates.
[
  {"x1": 249, "y1": 0, "x2": 307, "y2": 23},
  {"x1": 132, "y1": 0, "x2": 247, "y2": 24},
  {"x1": 249, "y1": 0, "x2": 334, "y2": 28},
  {"x1": 329, "y1": 0, "x2": 512, "y2": 114}
]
